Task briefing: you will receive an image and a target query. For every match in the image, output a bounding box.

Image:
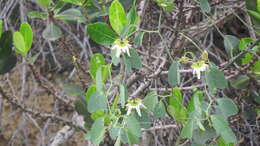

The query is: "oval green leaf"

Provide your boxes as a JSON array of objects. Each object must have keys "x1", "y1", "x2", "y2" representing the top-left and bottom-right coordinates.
[
  {"x1": 55, "y1": 8, "x2": 84, "y2": 22},
  {"x1": 89, "y1": 53, "x2": 105, "y2": 80},
  {"x1": 199, "y1": 0, "x2": 211, "y2": 13},
  {"x1": 168, "y1": 61, "x2": 180, "y2": 87},
  {"x1": 87, "y1": 92, "x2": 107, "y2": 113},
  {"x1": 143, "y1": 91, "x2": 158, "y2": 112},
  {"x1": 126, "y1": 116, "x2": 141, "y2": 137},
  {"x1": 36, "y1": 0, "x2": 51, "y2": 8},
  {"x1": 28, "y1": 11, "x2": 48, "y2": 19},
  {"x1": 0, "y1": 20, "x2": 3, "y2": 38},
  {"x1": 20, "y1": 22, "x2": 33, "y2": 51},
  {"x1": 109, "y1": 0, "x2": 127, "y2": 35},
  {"x1": 216, "y1": 98, "x2": 238, "y2": 120},
  {"x1": 42, "y1": 22, "x2": 62, "y2": 41},
  {"x1": 13, "y1": 32, "x2": 27, "y2": 56},
  {"x1": 205, "y1": 67, "x2": 227, "y2": 90},
  {"x1": 0, "y1": 31, "x2": 13, "y2": 58},
  {"x1": 89, "y1": 117, "x2": 106, "y2": 145},
  {"x1": 87, "y1": 22, "x2": 118, "y2": 46},
  {"x1": 62, "y1": 0, "x2": 82, "y2": 6},
  {"x1": 211, "y1": 115, "x2": 237, "y2": 143}
]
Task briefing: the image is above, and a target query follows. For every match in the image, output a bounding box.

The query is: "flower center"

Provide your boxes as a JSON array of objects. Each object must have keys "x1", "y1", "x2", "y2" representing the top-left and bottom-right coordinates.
[
  {"x1": 191, "y1": 61, "x2": 205, "y2": 69},
  {"x1": 127, "y1": 98, "x2": 141, "y2": 106},
  {"x1": 115, "y1": 39, "x2": 129, "y2": 47}
]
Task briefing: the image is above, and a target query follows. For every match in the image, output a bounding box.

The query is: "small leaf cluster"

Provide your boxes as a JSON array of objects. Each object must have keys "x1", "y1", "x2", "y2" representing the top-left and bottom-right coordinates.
[{"x1": 0, "y1": 21, "x2": 33, "y2": 74}]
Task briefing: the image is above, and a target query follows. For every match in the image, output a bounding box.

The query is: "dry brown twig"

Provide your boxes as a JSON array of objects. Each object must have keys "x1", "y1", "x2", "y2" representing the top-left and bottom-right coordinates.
[{"x1": 0, "y1": 86, "x2": 86, "y2": 133}]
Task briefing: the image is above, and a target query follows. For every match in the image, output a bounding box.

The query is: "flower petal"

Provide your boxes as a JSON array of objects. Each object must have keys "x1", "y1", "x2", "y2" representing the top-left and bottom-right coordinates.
[
  {"x1": 136, "y1": 107, "x2": 142, "y2": 117},
  {"x1": 116, "y1": 48, "x2": 121, "y2": 58},
  {"x1": 127, "y1": 106, "x2": 133, "y2": 115}
]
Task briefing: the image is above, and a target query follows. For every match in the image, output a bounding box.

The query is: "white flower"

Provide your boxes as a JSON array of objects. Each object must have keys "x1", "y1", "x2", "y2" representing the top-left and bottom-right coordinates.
[
  {"x1": 191, "y1": 61, "x2": 208, "y2": 79},
  {"x1": 111, "y1": 38, "x2": 131, "y2": 58},
  {"x1": 126, "y1": 98, "x2": 146, "y2": 117}
]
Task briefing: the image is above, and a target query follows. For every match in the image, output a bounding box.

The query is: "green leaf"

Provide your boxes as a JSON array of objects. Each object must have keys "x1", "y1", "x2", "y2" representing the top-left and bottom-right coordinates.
[
  {"x1": 239, "y1": 37, "x2": 254, "y2": 51},
  {"x1": 180, "y1": 119, "x2": 194, "y2": 139},
  {"x1": 251, "y1": 60, "x2": 260, "y2": 72},
  {"x1": 111, "y1": 49, "x2": 120, "y2": 66},
  {"x1": 63, "y1": 84, "x2": 84, "y2": 97},
  {"x1": 254, "y1": 92, "x2": 260, "y2": 104},
  {"x1": 126, "y1": 115, "x2": 141, "y2": 137},
  {"x1": 85, "y1": 85, "x2": 96, "y2": 103},
  {"x1": 169, "y1": 88, "x2": 183, "y2": 109},
  {"x1": 120, "y1": 128, "x2": 128, "y2": 144},
  {"x1": 0, "y1": 32, "x2": 17, "y2": 74},
  {"x1": 91, "y1": 110, "x2": 105, "y2": 120},
  {"x1": 62, "y1": 0, "x2": 82, "y2": 6},
  {"x1": 0, "y1": 20, "x2": 3, "y2": 38},
  {"x1": 96, "y1": 66, "x2": 103, "y2": 92},
  {"x1": 0, "y1": 31, "x2": 13, "y2": 58},
  {"x1": 257, "y1": 0, "x2": 260, "y2": 12},
  {"x1": 224, "y1": 35, "x2": 240, "y2": 57},
  {"x1": 143, "y1": 91, "x2": 158, "y2": 112},
  {"x1": 187, "y1": 93, "x2": 205, "y2": 133},
  {"x1": 36, "y1": 0, "x2": 51, "y2": 8},
  {"x1": 111, "y1": 94, "x2": 120, "y2": 112},
  {"x1": 124, "y1": 49, "x2": 142, "y2": 72},
  {"x1": 125, "y1": 129, "x2": 139, "y2": 145},
  {"x1": 13, "y1": 32, "x2": 27, "y2": 56},
  {"x1": 87, "y1": 92, "x2": 107, "y2": 113},
  {"x1": 42, "y1": 22, "x2": 62, "y2": 41},
  {"x1": 129, "y1": 49, "x2": 142, "y2": 69},
  {"x1": 124, "y1": 54, "x2": 132, "y2": 72},
  {"x1": 87, "y1": 22, "x2": 118, "y2": 46},
  {"x1": 89, "y1": 53, "x2": 105, "y2": 80},
  {"x1": 109, "y1": 0, "x2": 127, "y2": 34},
  {"x1": 134, "y1": 110, "x2": 151, "y2": 129},
  {"x1": 20, "y1": 22, "x2": 33, "y2": 51},
  {"x1": 205, "y1": 66, "x2": 227, "y2": 90},
  {"x1": 247, "y1": 10, "x2": 260, "y2": 20},
  {"x1": 187, "y1": 91, "x2": 203, "y2": 113},
  {"x1": 89, "y1": 117, "x2": 106, "y2": 145},
  {"x1": 167, "y1": 88, "x2": 188, "y2": 123},
  {"x1": 242, "y1": 53, "x2": 253, "y2": 65},
  {"x1": 74, "y1": 99, "x2": 93, "y2": 130},
  {"x1": 109, "y1": 128, "x2": 121, "y2": 140},
  {"x1": 199, "y1": 0, "x2": 211, "y2": 13},
  {"x1": 211, "y1": 115, "x2": 237, "y2": 143},
  {"x1": 53, "y1": 0, "x2": 65, "y2": 13},
  {"x1": 246, "y1": 0, "x2": 260, "y2": 34},
  {"x1": 242, "y1": 106, "x2": 257, "y2": 121},
  {"x1": 153, "y1": 101, "x2": 166, "y2": 120},
  {"x1": 101, "y1": 64, "x2": 111, "y2": 82},
  {"x1": 0, "y1": 53, "x2": 17, "y2": 75},
  {"x1": 55, "y1": 8, "x2": 84, "y2": 22},
  {"x1": 127, "y1": 5, "x2": 139, "y2": 25},
  {"x1": 230, "y1": 75, "x2": 250, "y2": 89},
  {"x1": 28, "y1": 11, "x2": 48, "y2": 19},
  {"x1": 120, "y1": 84, "x2": 128, "y2": 108},
  {"x1": 168, "y1": 61, "x2": 180, "y2": 87},
  {"x1": 156, "y1": 0, "x2": 175, "y2": 12},
  {"x1": 217, "y1": 137, "x2": 234, "y2": 146},
  {"x1": 193, "y1": 93, "x2": 203, "y2": 114},
  {"x1": 120, "y1": 24, "x2": 137, "y2": 38},
  {"x1": 246, "y1": 0, "x2": 257, "y2": 11},
  {"x1": 134, "y1": 31, "x2": 145, "y2": 46},
  {"x1": 192, "y1": 127, "x2": 216, "y2": 145},
  {"x1": 216, "y1": 98, "x2": 238, "y2": 120},
  {"x1": 167, "y1": 105, "x2": 187, "y2": 124}
]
